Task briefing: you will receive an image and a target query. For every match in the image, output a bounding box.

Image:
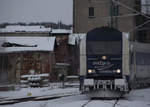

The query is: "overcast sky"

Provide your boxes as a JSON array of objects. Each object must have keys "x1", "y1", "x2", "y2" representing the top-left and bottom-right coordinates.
[{"x1": 0, "y1": 0, "x2": 73, "y2": 25}]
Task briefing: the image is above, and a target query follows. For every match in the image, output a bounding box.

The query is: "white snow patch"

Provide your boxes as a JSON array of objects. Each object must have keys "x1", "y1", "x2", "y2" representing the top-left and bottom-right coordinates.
[
  {"x1": 0, "y1": 37, "x2": 55, "y2": 53},
  {"x1": 21, "y1": 74, "x2": 49, "y2": 79},
  {"x1": 0, "y1": 87, "x2": 79, "y2": 100},
  {"x1": 68, "y1": 33, "x2": 86, "y2": 45},
  {"x1": 1, "y1": 88, "x2": 150, "y2": 107},
  {"x1": 51, "y1": 29, "x2": 72, "y2": 34},
  {"x1": 0, "y1": 25, "x2": 51, "y2": 33}
]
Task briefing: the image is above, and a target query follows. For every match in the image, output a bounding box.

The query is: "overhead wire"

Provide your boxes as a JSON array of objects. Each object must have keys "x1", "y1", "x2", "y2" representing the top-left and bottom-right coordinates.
[
  {"x1": 87, "y1": 1, "x2": 145, "y2": 24},
  {"x1": 112, "y1": 0, "x2": 150, "y2": 19},
  {"x1": 129, "y1": 19, "x2": 150, "y2": 32},
  {"x1": 89, "y1": 0, "x2": 150, "y2": 31},
  {"x1": 112, "y1": 0, "x2": 150, "y2": 32},
  {"x1": 101, "y1": 13, "x2": 139, "y2": 19}
]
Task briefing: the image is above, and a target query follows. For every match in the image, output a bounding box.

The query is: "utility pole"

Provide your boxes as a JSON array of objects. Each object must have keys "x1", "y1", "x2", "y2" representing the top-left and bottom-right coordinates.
[
  {"x1": 114, "y1": 0, "x2": 119, "y2": 28},
  {"x1": 109, "y1": 0, "x2": 114, "y2": 28},
  {"x1": 109, "y1": 0, "x2": 118, "y2": 28}
]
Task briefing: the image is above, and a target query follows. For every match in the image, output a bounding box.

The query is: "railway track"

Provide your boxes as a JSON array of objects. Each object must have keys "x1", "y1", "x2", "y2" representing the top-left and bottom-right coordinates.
[
  {"x1": 0, "y1": 92, "x2": 131, "y2": 107},
  {"x1": 81, "y1": 94, "x2": 124, "y2": 107},
  {"x1": 81, "y1": 99, "x2": 121, "y2": 107},
  {"x1": 112, "y1": 98, "x2": 120, "y2": 107},
  {"x1": 81, "y1": 99, "x2": 92, "y2": 107}
]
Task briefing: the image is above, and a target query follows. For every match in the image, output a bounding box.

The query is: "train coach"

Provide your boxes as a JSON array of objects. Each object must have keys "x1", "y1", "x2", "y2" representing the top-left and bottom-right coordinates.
[{"x1": 130, "y1": 41, "x2": 150, "y2": 88}]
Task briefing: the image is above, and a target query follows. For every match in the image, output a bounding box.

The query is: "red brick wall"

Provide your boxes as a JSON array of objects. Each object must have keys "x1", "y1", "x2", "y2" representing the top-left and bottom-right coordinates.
[
  {"x1": 55, "y1": 36, "x2": 70, "y2": 63},
  {"x1": 6, "y1": 52, "x2": 54, "y2": 83}
]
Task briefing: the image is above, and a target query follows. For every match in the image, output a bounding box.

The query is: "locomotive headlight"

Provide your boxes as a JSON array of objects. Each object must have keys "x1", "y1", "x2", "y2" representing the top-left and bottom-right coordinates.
[
  {"x1": 116, "y1": 69, "x2": 121, "y2": 73},
  {"x1": 88, "y1": 69, "x2": 92, "y2": 73},
  {"x1": 102, "y1": 56, "x2": 107, "y2": 60},
  {"x1": 88, "y1": 69, "x2": 95, "y2": 74}
]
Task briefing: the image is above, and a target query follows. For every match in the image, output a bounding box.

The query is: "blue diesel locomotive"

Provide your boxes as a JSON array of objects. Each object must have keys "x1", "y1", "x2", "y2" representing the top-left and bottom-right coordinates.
[{"x1": 79, "y1": 27, "x2": 130, "y2": 98}]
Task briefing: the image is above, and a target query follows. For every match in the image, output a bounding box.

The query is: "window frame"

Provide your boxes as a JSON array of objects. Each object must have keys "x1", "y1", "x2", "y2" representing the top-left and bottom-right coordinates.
[{"x1": 89, "y1": 7, "x2": 95, "y2": 18}]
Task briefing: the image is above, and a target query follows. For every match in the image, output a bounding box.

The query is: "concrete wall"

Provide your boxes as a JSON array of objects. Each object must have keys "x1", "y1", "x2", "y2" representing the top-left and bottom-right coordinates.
[
  {"x1": 73, "y1": 0, "x2": 135, "y2": 40},
  {"x1": 130, "y1": 42, "x2": 150, "y2": 86},
  {"x1": 122, "y1": 33, "x2": 130, "y2": 76},
  {"x1": 79, "y1": 36, "x2": 86, "y2": 76}
]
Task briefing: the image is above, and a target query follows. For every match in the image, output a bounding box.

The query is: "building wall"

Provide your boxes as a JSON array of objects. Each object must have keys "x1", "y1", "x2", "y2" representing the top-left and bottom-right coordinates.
[
  {"x1": 73, "y1": 0, "x2": 135, "y2": 40},
  {"x1": 55, "y1": 36, "x2": 69, "y2": 63},
  {"x1": 0, "y1": 54, "x2": 9, "y2": 83},
  {"x1": 0, "y1": 52, "x2": 55, "y2": 84},
  {"x1": 0, "y1": 30, "x2": 74, "y2": 83},
  {"x1": 50, "y1": 34, "x2": 73, "y2": 78}
]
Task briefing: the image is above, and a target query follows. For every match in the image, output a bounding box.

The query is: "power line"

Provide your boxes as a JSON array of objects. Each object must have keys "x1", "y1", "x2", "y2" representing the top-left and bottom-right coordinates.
[
  {"x1": 102, "y1": 13, "x2": 139, "y2": 19},
  {"x1": 90, "y1": 0, "x2": 150, "y2": 32},
  {"x1": 130, "y1": 20, "x2": 150, "y2": 32},
  {"x1": 89, "y1": 1, "x2": 109, "y2": 4},
  {"x1": 112, "y1": 0, "x2": 150, "y2": 19},
  {"x1": 112, "y1": 0, "x2": 150, "y2": 32}
]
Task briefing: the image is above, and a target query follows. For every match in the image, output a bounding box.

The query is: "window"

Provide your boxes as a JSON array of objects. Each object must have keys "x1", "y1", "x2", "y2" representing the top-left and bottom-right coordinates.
[
  {"x1": 87, "y1": 41, "x2": 122, "y2": 54},
  {"x1": 89, "y1": 7, "x2": 95, "y2": 17},
  {"x1": 141, "y1": 0, "x2": 150, "y2": 14}
]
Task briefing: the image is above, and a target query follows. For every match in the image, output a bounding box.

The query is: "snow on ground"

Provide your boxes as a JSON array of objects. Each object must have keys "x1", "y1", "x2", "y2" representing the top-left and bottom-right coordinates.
[
  {"x1": 0, "y1": 88, "x2": 150, "y2": 107},
  {"x1": 0, "y1": 86, "x2": 79, "y2": 99},
  {"x1": 126, "y1": 88, "x2": 150, "y2": 102}
]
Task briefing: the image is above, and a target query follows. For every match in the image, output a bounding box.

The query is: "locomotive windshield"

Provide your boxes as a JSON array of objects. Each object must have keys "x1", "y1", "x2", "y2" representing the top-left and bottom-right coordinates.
[{"x1": 87, "y1": 41, "x2": 122, "y2": 55}]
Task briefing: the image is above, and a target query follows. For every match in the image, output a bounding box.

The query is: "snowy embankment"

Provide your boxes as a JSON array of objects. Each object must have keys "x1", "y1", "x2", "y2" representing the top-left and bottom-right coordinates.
[
  {"x1": 0, "y1": 88, "x2": 150, "y2": 107},
  {"x1": 0, "y1": 86, "x2": 79, "y2": 100}
]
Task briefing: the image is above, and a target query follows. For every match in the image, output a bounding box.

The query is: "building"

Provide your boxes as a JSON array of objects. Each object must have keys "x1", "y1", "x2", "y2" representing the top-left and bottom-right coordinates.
[
  {"x1": 50, "y1": 29, "x2": 73, "y2": 77},
  {"x1": 0, "y1": 37, "x2": 56, "y2": 84},
  {"x1": 73, "y1": 0, "x2": 150, "y2": 42},
  {"x1": 0, "y1": 25, "x2": 73, "y2": 84},
  {"x1": 68, "y1": 34, "x2": 86, "y2": 75}
]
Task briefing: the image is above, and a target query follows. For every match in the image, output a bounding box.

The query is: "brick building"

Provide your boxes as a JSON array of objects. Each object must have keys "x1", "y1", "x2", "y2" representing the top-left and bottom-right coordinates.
[
  {"x1": 0, "y1": 37, "x2": 55, "y2": 84},
  {"x1": 50, "y1": 29, "x2": 73, "y2": 77},
  {"x1": 0, "y1": 26, "x2": 73, "y2": 84}
]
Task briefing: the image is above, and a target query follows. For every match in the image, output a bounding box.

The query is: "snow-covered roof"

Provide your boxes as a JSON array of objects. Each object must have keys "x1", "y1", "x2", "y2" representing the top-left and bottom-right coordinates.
[
  {"x1": 51, "y1": 29, "x2": 72, "y2": 34},
  {"x1": 0, "y1": 37, "x2": 55, "y2": 53},
  {"x1": 0, "y1": 25, "x2": 51, "y2": 33},
  {"x1": 0, "y1": 25, "x2": 73, "y2": 35}
]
